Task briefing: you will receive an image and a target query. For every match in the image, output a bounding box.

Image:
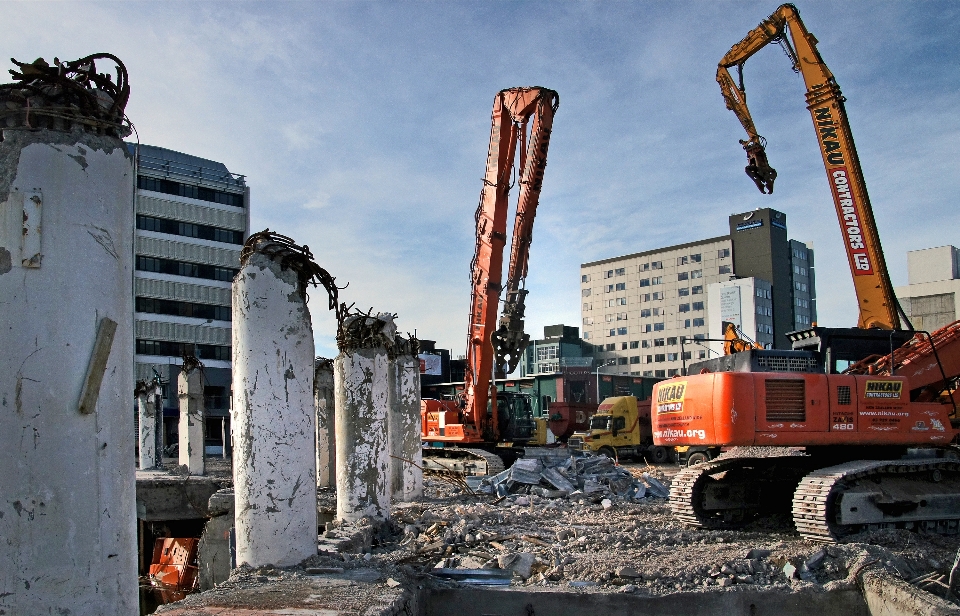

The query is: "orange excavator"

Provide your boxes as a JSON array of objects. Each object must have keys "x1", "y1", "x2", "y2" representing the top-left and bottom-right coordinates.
[
  {"x1": 420, "y1": 87, "x2": 559, "y2": 475},
  {"x1": 653, "y1": 4, "x2": 960, "y2": 541}
]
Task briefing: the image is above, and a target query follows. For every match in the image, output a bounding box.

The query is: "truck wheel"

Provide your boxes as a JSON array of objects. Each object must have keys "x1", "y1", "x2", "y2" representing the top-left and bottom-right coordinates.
[
  {"x1": 598, "y1": 446, "x2": 617, "y2": 459},
  {"x1": 649, "y1": 446, "x2": 669, "y2": 464},
  {"x1": 686, "y1": 452, "x2": 709, "y2": 467}
]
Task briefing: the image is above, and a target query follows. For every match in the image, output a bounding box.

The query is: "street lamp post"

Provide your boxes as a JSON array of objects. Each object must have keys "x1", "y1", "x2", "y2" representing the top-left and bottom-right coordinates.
[{"x1": 594, "y1": 359, "x2": 617, "y2": 405}]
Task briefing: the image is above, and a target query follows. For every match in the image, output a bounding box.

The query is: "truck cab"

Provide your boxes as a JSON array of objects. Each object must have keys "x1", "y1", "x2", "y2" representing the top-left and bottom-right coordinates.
[{"x1": 567, "y1": 396, "x2": 671, "y2": 463}]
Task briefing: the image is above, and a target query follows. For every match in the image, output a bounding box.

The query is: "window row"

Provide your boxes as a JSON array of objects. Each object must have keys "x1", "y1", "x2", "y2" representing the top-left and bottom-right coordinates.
[
  {"x1": 756, "y1": 288, "x2": 771, "y2": 299},
  {"x1": 137, "y1": 214, "x2": 244, "y2": 245},
  {"x1": 792, "y1": 248, "x2": 807, "y2": 260},
  {"x1": 795, "y1": 314, "x2": 811, "y2": 326},
  {"x1": 136, "y1": 256, "x2": 238, "y2": 282},
  {"x1": 136, "y1": 296, "x2": 231, "y2": 322},
  {"x1": 795, "y1": 281, "x2": 808, "y2": 292},
  {"x1": 138, "y1": 175, "x2": 244, "y2": 208},
  {"x1": 756, "y1": 305, "x2": 772, "y2": 317},
  {"x1": 796, "y1": 297, "x2": 810, "y2": 308},
  {"x1": 136, "y1": 338, "x2": 231, "y2": 361},
  {"x1": 793, "y1": 265, "x2": 808, "y2": 276}
]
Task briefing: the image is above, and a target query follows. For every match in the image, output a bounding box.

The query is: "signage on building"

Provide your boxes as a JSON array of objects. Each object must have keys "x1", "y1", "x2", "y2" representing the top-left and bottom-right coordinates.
[
  {"x1": 418, "y1": 353, "x2": 442, "y2": 376},
  {"x1": 720, "y1": 286, "x2": 742, "y2": 328},
  {"x1": 736, "y1": 219, "x2": 763, "y2": 231}
]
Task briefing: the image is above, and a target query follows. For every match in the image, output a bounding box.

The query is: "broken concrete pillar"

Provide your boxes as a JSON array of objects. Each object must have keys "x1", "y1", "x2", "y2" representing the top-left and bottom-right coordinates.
[
  {"x1": 136, "y1": 379, "x2": 163, "y2": 470},
  {"x1": 335, "y1": 313, "x2": 395, "y2": 522},
  {"x1": 233, "y1": 232, "x2": 317, "y2": 567},
  {"x1": 389, "y1": 342, "x2": 423, "y2": 502},
  {"x1": 0, "y1": 54, "x2": 137, "y2": 616},
  {"x1": 315, "y1": 357, "x2": 336, "y2": 489},
  {"x1": 178, "y1": 359, "x2": 205, "y2": 475}
]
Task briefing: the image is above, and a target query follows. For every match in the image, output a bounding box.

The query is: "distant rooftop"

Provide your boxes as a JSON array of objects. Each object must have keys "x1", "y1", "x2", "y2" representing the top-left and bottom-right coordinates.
[{"x1": 127, "y1": 143, "x2": 245, "y2": 192}]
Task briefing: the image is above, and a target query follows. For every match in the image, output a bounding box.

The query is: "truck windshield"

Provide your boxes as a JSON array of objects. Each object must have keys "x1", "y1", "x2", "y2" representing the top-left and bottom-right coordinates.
[{"x1": 590, "y1": 415, "x2": 610, "y2": 430}]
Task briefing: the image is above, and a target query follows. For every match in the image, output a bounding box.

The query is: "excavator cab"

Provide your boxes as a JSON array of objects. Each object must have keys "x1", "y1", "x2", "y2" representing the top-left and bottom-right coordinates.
[{"x1": 488, "y1": 391, "x2": 536, "y2": 443}]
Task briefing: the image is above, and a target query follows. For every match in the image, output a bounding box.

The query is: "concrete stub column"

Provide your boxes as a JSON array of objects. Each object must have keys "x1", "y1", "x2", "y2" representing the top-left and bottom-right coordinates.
[
  {"x1": 315, "y1": 357, "x2": 336, "y2": 489},
  {"x1": 0, "y1": 55, "x2": 137, "y2": 616},
  {"x1": 335, "y1": 313, "x2": 396, "y2": 523},
  {"x1": 178, "y1": 358, "x2": 205, "y2": 475},
  {"x1": 136, "y1": 379, "x2": 163, "y2": 469},
  {"x1": 233, "y1": 232, "x2": 319, "y2": 567},
  {"x1": 389, "y1": 339, "x2": 423, "y2": 502}
]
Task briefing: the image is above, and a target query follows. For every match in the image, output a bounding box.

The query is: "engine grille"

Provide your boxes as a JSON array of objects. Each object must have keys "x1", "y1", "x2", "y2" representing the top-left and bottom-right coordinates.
[
  {"x1": 757, "y1": 354, "x2": 819, "y2": 372},
  {"x1": 765, "y1": 379, "x2": 806, "y2": 422}
]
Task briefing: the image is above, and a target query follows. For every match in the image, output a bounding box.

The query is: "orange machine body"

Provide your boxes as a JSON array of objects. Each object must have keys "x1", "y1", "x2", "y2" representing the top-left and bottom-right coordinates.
[
  {"x1": 651, "y1": 372, "x2": 957, "y2": 449},
  {"x1": 421, "y1": 398, "x2": 483, "y2": 443}
]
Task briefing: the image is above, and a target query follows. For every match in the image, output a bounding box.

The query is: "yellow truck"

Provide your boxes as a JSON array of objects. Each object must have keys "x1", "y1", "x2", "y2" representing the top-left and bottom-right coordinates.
[{"x1": 567, "y1": 396, "x2": 720, "y2": 465}]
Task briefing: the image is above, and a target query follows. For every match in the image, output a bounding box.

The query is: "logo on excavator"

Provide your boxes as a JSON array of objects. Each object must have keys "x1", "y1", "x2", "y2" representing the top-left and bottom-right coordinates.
[
  {"x1": 656, "y1": 381, "x2": 687, "y2": 413},
  {"x1": 864, "y1": 380, "x2": 902, "y2": 399},
  {"x1": 830, "y1": 168, "x2": 874, "y2": 276}
]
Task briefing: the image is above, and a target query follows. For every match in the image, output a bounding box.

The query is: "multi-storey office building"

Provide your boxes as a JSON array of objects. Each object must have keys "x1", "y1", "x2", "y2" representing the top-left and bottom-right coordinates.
[
  {"x1": 580, "y1": 208, "x2": 815, "y2": 378},
  {"x1": 895, "y1": 245, "x2": 960, "y2": 332},
  {"x1": 130, "y1": 144, "x2": 250, "y2": 452}
]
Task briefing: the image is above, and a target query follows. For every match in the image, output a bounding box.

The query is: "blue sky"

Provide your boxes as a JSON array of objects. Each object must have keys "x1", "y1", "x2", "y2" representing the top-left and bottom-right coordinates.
[{"x1": 5, "y1": 2, "x2": 959, "y2": 360}]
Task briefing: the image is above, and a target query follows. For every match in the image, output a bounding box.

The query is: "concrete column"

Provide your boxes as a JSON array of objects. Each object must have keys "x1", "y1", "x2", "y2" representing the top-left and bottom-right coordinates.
[
  {"x1": 0, "y1": 128, "x2": 136, "y2": 614},
  {"x1": 233, "y1": 237, "x2": 317, "y2": 567},
  {"x1": 136, "y1": 380, "x2": 163, "y2": 470},
  {"x1": 335, "y1": 349, "x2": 391, "y2": 522},
  {"x1": 315, "y1": 358, "x2": 336, "y2": 488},
  {"x1": 178, "y1": 362, "x2": 205, "y2": 475},
  {"x1": 389, "y1": 349, "x2": 423, "y2": 502}
]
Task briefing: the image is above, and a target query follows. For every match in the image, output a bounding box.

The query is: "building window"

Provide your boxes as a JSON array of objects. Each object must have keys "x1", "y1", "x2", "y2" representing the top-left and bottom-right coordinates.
[
  {"x1": 608, "y1": 329, "x2": 616, "y2": 337},
  {"x1": 682, "y1": 351, "x2": 691, "y2": 360},
  {"x1": 137, "y1": 215, "x2": 243, "y2": 245},
  {"x1": 582, "y1": 274, "x2": 591, "y2": 283},
  {"x1": 690, "y1": 253, "x2": 701, "y2": 262},
  {"x1": 617, "y1": 357, "x2": 628, "y2": 365},
  {"x1": 678, "y1": 287, "x2": 689, "y2": 296},
  {"x1": 678, "y1": 303, "x2": 690, "y2": 312},
  {"x1": 655, "y1": 354, "x2": 666, "y2": 363},
  {"x1": 639, "y1": 278, "x2": 650, "y2": 287},
  {"x1": 641, "y1": 340, "x2": 650, "y2": 348},
  {"x1": 137, "y1": 339, "x2": 231, "y2": 361},
  {"x1": 667, "y1": 337, "x2": 678, "y2": 345},
  {"x1": 654, "y1": 338, "x2": 665, "y2": 347},
  {"x1": 640, "y1": 308, "x2": 651, "y2": 318},
  {"x1": 718, "y1": 248, "x2": 730, "y2": 258},
  {"x1": 640, "y1": 263, "x2": 650, "y2": 271},
  {"x1": 138, "y1": 175, "x2": 244, "y2": 208},
  {"x1": 583, "y1": 331, "x2": 591, "y2": 339},
  {"x1": 667, "y1": 353, "x2": 678, "y2": 361},
  {"x1": 136, "y1": 297, "x2": 231, "y2": 322},
  {"x1": 667, "y1": 369, "x2": 679, "y2": 377},
  {"x1": 655, "y1": 370, "x2": 666, "y2": 378},
  {"x1": 583, "y1": 302, "x2": 592, "y2": 311},
  {"x1": 693, "y1": 334, "x2": 706, "y2": 340},
  {"x1": 583, "y1": 316, "x2": 594, "y2": 325},
  {"x1": 654, "y1": 322, "x2": 665, "y2": 331},
  {"x1": 718, "y1": 265, "x2": 732, "y2": 274},
  {"x1": 643, "y1": 324, "x2": 652, "y2": 333},
  {"x1": 692, "y1": 285, "x2": 703, "y2": 295},
  {"x1": 605, "y1": 284, "x2": 614, "y2": 293},
  {"x1": 605, "y1": 343, "x2": 616, "y2": 351},
  {"x1": 617, "y1": 298, "x2": 627, "y2": 305},
  {"x1": 136, "y1": 256, "x2": 238, "y2": 282},
  {"x1": 643, "y1": 370, "x2": 653, "y2": 376},
  {"x1": 693, "y1": 318, "x2": 705, "y2": 327},
  {"x1": 698, "y1": 350, "x2": 707, "y2": 359},
  {"x1": 652, "y1": 307, "x2": 662, "y2": 316},
  {"x1": 690, "y1": 269, "x2": 703, "y2": 279},
  {"x1": 537, "y1": 346, "x2": 558, "y2": 361},
  {"x1": 645, "y1": 355, "x2": 653, "y2": 364},
  {"x1": 605, "y1": 269, "x2": 614, "y2": 278},
  {"x1": 615, "y1": 267, "x2": 625, "y2": 276},
  {"x1": 615, "y1": 282, "x2": 626, "y2": 291},
  {"x1": 652, "y1": 292, "x2": 664, "y2": 300},
  {"x1": 677, "y1": 272, "x2": 689, "y2": 281},
  {"x1": 641, "y1": 293, "x2": 651, "y2": 302},
  {"x1": 693, "y1": 301, "x2": 704, "y2": 310},
  {"x1": 630, "y1": 356, "x2": 640, "y2": 364},
  {"x1": 606, "y1": 299, "x2": 616, "y2": 307},
  {"x1": 582, "y1": 288, "x2": 591, "y2": 297},
  {"x1": 617, "y1": 327, "x2": 628, "y2": 335},
  {"x1": 651, "y1": 261, "x2": 663, "y2": 269},
  {"x1": 621, "y1": 342, "x2": 628, "y2": 350},
  {"x1": 629, "y1": 341, "x2": 639, "y2": 349},
  {"x1": 651, "y1": 276, "x2": 663, "y2": 285},
  {"x1": 683, "y1": 319, "x2": 691, "y2": 328},
  {"x1": 617, "y1": 312, "x2": 628, "y2": 320},
  {"x1": 677, "y1": 256, "x2": 688, "y2": 265}
]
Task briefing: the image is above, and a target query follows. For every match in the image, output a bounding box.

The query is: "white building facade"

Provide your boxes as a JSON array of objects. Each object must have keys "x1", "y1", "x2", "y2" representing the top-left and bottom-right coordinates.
[{"x1": 895, "y1": 245, "x2": 960, "y2": 332}]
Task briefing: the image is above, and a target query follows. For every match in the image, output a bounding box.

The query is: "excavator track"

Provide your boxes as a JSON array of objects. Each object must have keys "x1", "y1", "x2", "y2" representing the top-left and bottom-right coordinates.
[
  {"x1": 793, "y1": 458, "x2": 960, "y2": 542},
  {"x1": 670, "y1": 455, "x2": 815, "y2": 529},
  {"x1": 421, "y1": 447, "x2": 505, "y2": 476}
]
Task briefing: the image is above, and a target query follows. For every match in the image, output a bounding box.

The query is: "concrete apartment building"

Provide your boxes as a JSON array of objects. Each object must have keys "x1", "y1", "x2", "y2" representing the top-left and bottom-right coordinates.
[
  {"x1": 580, "y1": 208, "x2": 815, "y2": 377},
  {"x1": 130, "y1": 143, "x2": 250, "y2": 451},
  {"x1": 895, "y1": 245, "x2": 960, "y2": 331}
]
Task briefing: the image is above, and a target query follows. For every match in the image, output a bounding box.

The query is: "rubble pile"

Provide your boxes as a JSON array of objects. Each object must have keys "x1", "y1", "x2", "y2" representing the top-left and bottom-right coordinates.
[{"x1": 468, "y1": 451, "x2": 670, "y2": 503}]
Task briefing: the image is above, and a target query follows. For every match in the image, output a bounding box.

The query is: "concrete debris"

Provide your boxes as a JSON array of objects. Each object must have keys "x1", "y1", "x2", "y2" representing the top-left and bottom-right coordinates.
[{"x1": 471, "y1": 452, "x2": 668, "y2": 503}]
